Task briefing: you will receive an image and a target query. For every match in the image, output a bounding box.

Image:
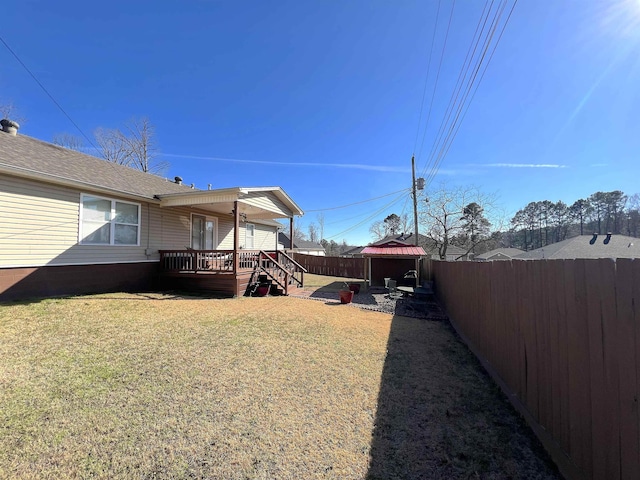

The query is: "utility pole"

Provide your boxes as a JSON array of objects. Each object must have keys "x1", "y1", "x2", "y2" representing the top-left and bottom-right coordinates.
[
  {"x1": 412, "y1": 155, "x2": 419, "y2": 246},
  {"x1": 411, "y1": 155, "x2": 425, "y2": 247}
]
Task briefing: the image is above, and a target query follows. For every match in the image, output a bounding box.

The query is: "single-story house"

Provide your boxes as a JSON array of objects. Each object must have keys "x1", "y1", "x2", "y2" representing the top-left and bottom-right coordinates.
[
  {"x1": 341, "y1": 246, "x2": 366, "y2": 258},
  {"x1": 0, "y1": 119, "x2": 305, "y2": 301},
  {"x1": 278, "y1": 232, "x2": 326, "y2": 256},
  {"x1": 475, "y1": 247, "x2": 524, "y2": 261},
  {"x1": 514, "y1": 234, "x2": 639, "y2": 260}
]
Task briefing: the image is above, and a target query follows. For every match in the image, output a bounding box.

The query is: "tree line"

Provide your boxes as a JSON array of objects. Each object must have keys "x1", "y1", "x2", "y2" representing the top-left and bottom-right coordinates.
[
  {"x1": 368, "y1": 185, "x2": 640, "y2": 260},
  {"x1": 510, "y1": 190, "x2": 640, "y2": 251}
]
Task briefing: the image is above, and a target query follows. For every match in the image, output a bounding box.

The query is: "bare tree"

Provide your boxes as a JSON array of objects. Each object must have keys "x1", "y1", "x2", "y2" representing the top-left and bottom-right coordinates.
[
  {"x1": 316, "y1": 213, "x2": 325, "y2": 242},
  {"x1": 419, "y1": 184, "x2": 503, "y2": 260},
  {"x1": 52, "y1": 133, "x2": 84, "y2": 151},
  {"x1": 369, "y1": 220, "x2": 387, "y2": 240},
  {"x1": 0, "y1": 100, "x2": 26, "y2": 125},
  {"x1": 94, "y1": 126, "x2": 134, "y2": 166},
  {"x1": 93, "y1": 117, "x2": 168, "y2": 174},
  {"x1": 121, "y1": 118, "x2": 167, "y2": 174},
  {"x1": 293, "y1": 224, "x2": 308, "y2": 242},
  {"x1": 308, "y1": 223, "x2": 319, "y2": 243},
  {"x1": 626, "y1": 194, "x2": 640, "y2": 237}
]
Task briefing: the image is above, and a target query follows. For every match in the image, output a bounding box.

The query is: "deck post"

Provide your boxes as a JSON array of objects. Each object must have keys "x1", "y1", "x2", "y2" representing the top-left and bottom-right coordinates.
[
  {"x1": 233, "y1": 201, "x2": 240, "y2": 276},
  {"x1": 289, "y1": 216, "x2": 294, "y2": 254}
]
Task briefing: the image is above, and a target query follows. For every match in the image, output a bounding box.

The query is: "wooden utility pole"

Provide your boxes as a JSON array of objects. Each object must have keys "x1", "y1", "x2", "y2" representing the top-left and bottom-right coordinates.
[{"x1": 412, "y1": 155, "x2": 419, "y2": 246}]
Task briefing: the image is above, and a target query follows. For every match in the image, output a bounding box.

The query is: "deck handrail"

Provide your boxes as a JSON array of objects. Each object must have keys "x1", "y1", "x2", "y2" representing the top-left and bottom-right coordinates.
[{"x1": 278, "y1": 250, "x2": 308, "y2": 273}]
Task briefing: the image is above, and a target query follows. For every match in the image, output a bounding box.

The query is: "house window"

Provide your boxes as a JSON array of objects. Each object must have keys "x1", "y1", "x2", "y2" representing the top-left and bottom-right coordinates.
[
  {"x1": 80, "y1": 194, "x2": 140, "y2": 245},
  {"x1": 245, "y1": 223, "x2": 255, "y2": 249}
]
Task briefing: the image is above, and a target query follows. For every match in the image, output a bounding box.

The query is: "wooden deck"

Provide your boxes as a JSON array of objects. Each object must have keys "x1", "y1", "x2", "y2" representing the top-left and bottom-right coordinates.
[{"x1": 158, "y1": 249, "x2": 306, "y2": 297}]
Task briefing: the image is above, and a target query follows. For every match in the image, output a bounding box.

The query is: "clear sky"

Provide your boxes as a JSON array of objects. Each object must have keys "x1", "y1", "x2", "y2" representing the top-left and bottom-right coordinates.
[{"x1": 1, "y1": 0, "x2": 639, "y2": 245}]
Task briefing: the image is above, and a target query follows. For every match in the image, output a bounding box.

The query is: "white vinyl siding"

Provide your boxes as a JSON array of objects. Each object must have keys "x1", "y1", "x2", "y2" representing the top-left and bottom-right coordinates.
[
  {"x1": 217, "y1": 217, "x2": 235, "y2": 249},
  {"x1": 241, "y1": 191, "x2": 290, "y2": 217},
  {"x1": 251, "y1": 222, "x2": 277, "y2": 250},
  {"x1": 0, "y1": 176, "x2": 152, "y2": 267},
  {"x1": 0, "y1": 175, "x2": 282, "y2": 268},
  {"x1": 216, "y1": 219, "x2": 276, "y2": 250}
]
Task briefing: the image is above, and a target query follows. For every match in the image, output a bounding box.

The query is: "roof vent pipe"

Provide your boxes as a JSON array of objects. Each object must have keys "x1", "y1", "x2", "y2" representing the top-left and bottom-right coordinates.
[
  {"x1": 0, "y1": 119, "x2": 19, "y2": 136},
  {"x1": 605, "y1": 232, "x2": 612, "y2": 244},
  {"x1": 174, "y1": 176, "x2": 183, "y2": 185}
]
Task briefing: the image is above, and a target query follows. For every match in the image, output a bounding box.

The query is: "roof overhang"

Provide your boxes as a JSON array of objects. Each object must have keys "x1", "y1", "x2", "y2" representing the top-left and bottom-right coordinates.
[{"x1": 157, "y1": 186, "x2": 304, "y2": 219}]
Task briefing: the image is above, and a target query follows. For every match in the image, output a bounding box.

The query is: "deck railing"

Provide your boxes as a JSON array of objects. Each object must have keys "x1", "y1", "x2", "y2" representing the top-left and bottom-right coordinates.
[{"x1": 159, "y1": 249, "x2": 235, "y2": 272}]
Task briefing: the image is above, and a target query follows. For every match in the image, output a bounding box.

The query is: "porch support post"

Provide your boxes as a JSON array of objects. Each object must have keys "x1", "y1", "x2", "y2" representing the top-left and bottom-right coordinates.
[
  {"x1": 233, "y1": 201, "x2": 240, "y2": 276},
  {"x1": 289, "y1": 216, "x2": 294, "y2": 254}
]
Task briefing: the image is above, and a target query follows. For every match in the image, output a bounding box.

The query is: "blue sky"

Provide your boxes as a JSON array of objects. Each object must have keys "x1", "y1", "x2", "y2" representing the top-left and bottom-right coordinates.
[{"x1": 2, "y1": 0, "x2": 639, "y2": 245}]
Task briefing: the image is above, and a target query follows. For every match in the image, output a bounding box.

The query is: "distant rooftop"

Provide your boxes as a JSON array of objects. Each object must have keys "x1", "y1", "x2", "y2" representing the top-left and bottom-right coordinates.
[{"x1": 515, "y1": 234, "x2": 638, "y2": 260}]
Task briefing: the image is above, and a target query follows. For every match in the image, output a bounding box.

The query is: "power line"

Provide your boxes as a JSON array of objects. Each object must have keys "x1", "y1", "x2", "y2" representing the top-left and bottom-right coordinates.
[
  {"x1": 304, "y1": 188, "x2": 410, "y2": 212},
  {"x1": 0, "y1": 35, "x2": 97, "y2": 150},
  {"x1": 418, "y1": 0, "x2": 518, "y2": 186},
  {"x1": 421, "y1": 0, "x2": 496, "y2": 179},
  {"x1": 425, "y1": 0, "x2": 515, "y2": 187},
  {"x1": 416, "y1": 0, "x2": 456, "y2": 162},
  {"x1": 419, "y1": 0, "x2": 491, "y2": 178},
  {"x1": 324, "y1": 192, "x2": 408, "y2": 240},
  {"x1": 412, "y1": 0, "x2": 442, "y2": 155}
]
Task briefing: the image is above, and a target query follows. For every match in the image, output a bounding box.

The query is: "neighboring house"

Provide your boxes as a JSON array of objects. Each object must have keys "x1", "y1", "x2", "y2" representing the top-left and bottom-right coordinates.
[
  {"x1": 278, "y1": 233, "x2": 326, "y2": 256},
  {"x1": 0, "y1": 121, "x2": 304, "y2": 301},
  {"x1": 341, "y1": 246, "x2": 366, "y2": 258},
  {"x1": 514, "y1": 234, "x2": 639, "y2": 260},
  {"x1": 475, "y1": 247, "x2": 525, "y2": 261}
]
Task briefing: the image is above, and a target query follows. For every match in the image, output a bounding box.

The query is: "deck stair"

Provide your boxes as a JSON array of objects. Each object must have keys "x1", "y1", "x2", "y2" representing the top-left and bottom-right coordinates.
[{"x1": 247, "y1": 250, "x2": 306, "y2": 296}]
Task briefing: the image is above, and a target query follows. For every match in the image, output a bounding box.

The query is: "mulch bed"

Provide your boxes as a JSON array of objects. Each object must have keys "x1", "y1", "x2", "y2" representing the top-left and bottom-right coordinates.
[{"x1": 292, "y1": 286, "x2": 448, "y2": 321}]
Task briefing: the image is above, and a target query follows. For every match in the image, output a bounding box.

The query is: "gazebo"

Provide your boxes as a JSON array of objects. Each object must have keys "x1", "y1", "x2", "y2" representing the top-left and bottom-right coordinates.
[{"x1": 361, "y1": 240, "x2": 426, "y2": 287}]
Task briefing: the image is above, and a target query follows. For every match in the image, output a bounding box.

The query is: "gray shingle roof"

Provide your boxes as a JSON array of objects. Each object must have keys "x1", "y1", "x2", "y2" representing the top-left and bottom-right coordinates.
[
  {"x1": 515, "y1": 235, "x2": 639, "y2": 260},
  {"x1": 0, "y1": 131, "x2": 198, "y2": 199},
  {"x1": 476, "y1": 248, "x2": 525, "y2": 260},
  {"x1": 278, "y1": 233, "x2": 325, "y2": 251}
]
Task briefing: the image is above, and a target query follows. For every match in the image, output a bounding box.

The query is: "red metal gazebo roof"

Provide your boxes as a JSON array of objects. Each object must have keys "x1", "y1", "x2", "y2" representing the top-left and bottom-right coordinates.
[{"x1": 361, "y1": 245, "x2": 426, "y2": 256}]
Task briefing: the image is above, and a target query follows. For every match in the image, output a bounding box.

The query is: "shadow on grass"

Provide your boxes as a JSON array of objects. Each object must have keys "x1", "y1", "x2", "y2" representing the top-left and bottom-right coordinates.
[
  {"x1": 308, "y1": 281, "x2": 356, "y2": 293},
  {"x1": 367, "y1": 315, "x2": 560, "y2": 480},
  {"x1": 4, "y1": 291, "x2": 232, "y2": 305}
]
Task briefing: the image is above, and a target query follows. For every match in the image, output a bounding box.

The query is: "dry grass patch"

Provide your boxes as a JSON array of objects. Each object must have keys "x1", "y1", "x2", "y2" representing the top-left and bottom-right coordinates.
[
  {"x1": 1, "y1": 294, "x2": 389, "y2": 479},
  {"x1": 0, "y1": 292, "x2": 559, "y2": 479},
  {"x1": 302, "y1": 273, "x2": 365, "y2": 292}
]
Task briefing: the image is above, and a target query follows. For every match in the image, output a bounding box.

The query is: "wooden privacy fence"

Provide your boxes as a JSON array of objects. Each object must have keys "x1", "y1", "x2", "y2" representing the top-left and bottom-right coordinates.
[
  {"x1": 291, "y1": 253, "x2": 365, "y2": 279},
  {"x1": 433, "y1": 258, "x2": 640, "y2": 480}
]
